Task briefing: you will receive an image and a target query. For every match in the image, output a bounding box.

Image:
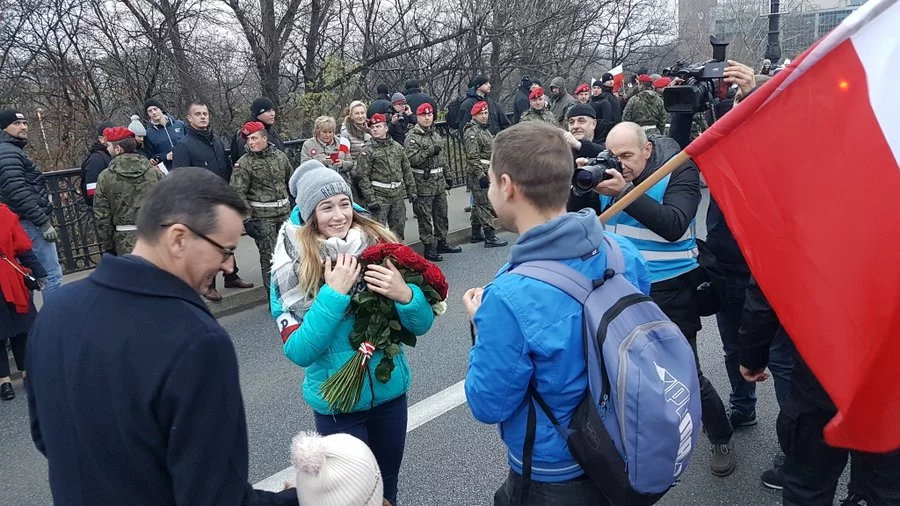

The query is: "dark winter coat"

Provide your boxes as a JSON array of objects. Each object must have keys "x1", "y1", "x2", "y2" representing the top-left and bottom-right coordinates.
[
  {"x1": 144, "y1": 115, "x2": 187, "y2": 169},
  {"x1": 25, "y1": 254, "x2": 298, "y2": 506},
  {"x1": 172, "y1": 126, "x2": 232, "y2": 182},
  {"x1": 591, "y1": 90, "x2": 622, "y2": 142},
  {"x1": 458, "y1": 89, "x2": 511, "y2": 136},
  {"x1": 367, "y1": 95, "x2": 393, "y2": 118},
  {"x1": 512, "y1": 83, "x2": 532, "y2": 124},
  {"x1": 79, "y1": 141, "x2": 111, "y2": 206},
  {"x1": 229, "y1": 121, "x2": 285, "y2": 166},
  {"x1": 402, "y1": 86, "x2": 435, "y2": 116},
  {"x1": 0, "y1": 131, "x2": 53, "y2": 227}
]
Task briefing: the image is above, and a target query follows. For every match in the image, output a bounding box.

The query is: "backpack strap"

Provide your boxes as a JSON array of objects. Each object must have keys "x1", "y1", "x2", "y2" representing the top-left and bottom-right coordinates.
[
  {"x1": 521, "y1": 385, "x2": 565, "y2": 504},
  {"x1": 510, "y1": 260, "x2": 593, "y2": 304},
  {"x1": 602, "y1": 235, "x2": 626, "y2": 275}
]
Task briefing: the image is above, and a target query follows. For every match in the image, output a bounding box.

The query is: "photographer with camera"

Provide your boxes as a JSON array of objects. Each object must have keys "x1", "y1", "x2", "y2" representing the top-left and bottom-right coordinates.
[
  {"x1": 562, "y1": 104, "x2": 605, "y2": 167},
  {"x1": 567, "y1": 121, "x2": 737, "y2": 477}
]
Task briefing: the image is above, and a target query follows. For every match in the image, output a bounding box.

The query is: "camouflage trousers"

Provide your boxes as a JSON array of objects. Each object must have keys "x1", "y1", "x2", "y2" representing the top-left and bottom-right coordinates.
[
  {"x1": 413, "y1": 193, "x2": 449, "y2": 247},
  {"x1": 255, "y1": 216, "x2": 287, "y2": 290},
  {"x1": 113, "y1": 231, "x2": 138, "y2": 256},
  {"x1": 372, "y1": 199, "x2": 407, "y2": 240},
  {"x1": 470, "y1": 188, "x2": 496, "y2": 231}
]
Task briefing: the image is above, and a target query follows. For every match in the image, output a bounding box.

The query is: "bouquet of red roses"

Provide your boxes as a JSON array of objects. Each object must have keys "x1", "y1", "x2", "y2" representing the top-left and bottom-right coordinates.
[{"x1": 320, "y1": 243, "x2": 448, "y2": 412}]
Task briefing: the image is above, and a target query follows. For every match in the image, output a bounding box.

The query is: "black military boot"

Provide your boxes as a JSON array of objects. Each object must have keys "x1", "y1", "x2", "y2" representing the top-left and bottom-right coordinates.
[
  {"x1": 437, "y1": 240, "x2": 462, "y2": 254},
  {"x1": 470, "y1": 226, "x2": 484, "y2": 243},
  {"x1": 423, "y1": 244, "x2": 443, "y2": 262},
  {"x1": 484, "y1": 229, "x2": 508, "y2": 248}
]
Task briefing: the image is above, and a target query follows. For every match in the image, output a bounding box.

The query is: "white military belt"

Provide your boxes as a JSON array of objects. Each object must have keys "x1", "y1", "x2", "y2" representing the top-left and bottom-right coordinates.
[
  {"x1": 249, "y1": 198, "x2": 289, "y2": 208},
  {"x1": 411, "y1": 167, "x2": 444, "y2": 174},
  {"x1": 115, "y1": 225, "x2": 137, "y2": 232},
  {"x1": 372, "y1": 181, "x2": 403, "y2": 189}
]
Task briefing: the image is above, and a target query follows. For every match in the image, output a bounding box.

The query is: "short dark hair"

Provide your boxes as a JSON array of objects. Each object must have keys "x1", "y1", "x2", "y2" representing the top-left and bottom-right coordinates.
[
  {"x1": 187, "y1": 100, "x2": 208, "y2": 113},
  {"x1": 112, "y1": 137, "x2": 137, "y2": 153},
  {"x1": 136, "y1": 167, "x2": 249, "y2": 243},
  {"x1": 491, "y1": 122, "x2": 573, "y2": 211}
]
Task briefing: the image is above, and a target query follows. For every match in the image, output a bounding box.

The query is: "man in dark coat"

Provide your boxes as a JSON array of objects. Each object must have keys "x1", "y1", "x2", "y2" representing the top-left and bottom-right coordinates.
[
  {"x1": 80, "y1": 120, "x2": 115, "y2": 206},
  {"x1": 25, "y1": 168, "x2": 298, "y2": 506},
  {"x1": 367, "y1": 83, "x2": 393, "y2": 117},
  {"x1": 173, "y1": 101, "x2": 254, "y2": 299},
  {"x1": 402, "y1": 78, "x2": 435, "y2": 115},
  {"x1": 229, "y1": 97, "x2": 285, "y2": 165},
  {"x1": 0, "y1": 109, "x2": 63, "y2": 295},
  {"x1": 457, "y1": 75, "x2": 511, "y2": 135},
  {"x1": 511, "y1": 76, "x2": 534, "y2": 124}
]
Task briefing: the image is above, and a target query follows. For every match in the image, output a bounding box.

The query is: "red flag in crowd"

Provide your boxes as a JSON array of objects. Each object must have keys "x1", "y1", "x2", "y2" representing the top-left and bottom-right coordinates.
[
  {"x1": 610, "y1": 65, "x2": 624, "y2": 93},
  {"x1": 685, "y1": 0, "x2": 900, "y2": 452}
]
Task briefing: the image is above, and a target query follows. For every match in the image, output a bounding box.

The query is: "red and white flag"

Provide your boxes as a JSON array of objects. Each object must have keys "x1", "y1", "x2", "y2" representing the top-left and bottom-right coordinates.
[
  {"x1": 686, "y1": 0, "x2": 900, "y2": 452},
  {"x1": 339, "y1": 135, "x2": 351, "y2": 154},
  {"x1": 609, "y1": 64, "x2": 624, "y2": 93}
]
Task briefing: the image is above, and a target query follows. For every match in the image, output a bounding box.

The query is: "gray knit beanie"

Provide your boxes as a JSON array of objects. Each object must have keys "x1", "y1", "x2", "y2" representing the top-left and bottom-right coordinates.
[
  {"x1": 290, "y1": 160, "x2": 354, "y2": 223},
  {"x1": 127, "y1": 115, "x2": 147, "y2": 137}
]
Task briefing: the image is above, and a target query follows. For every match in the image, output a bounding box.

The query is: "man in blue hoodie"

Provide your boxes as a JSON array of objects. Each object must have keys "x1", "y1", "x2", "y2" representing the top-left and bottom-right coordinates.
[{"x1": 462, "y1": 121, "x2": 650, "y2": 505}]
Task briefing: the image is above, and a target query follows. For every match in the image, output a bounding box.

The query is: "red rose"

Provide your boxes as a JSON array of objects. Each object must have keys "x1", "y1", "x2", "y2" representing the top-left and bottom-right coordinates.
[
  {"x1": 360, "y1": 242, "x2": 403, "y2": 263},
  {"x1": 422, "y1": 264, "x2": 449, "y2": 300},
  {"x1": 389, "y1": 245, "x2": 429, "y2": 273}
]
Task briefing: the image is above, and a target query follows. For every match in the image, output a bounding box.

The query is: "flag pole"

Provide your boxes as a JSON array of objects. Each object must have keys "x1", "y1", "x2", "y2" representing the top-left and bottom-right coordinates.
[{"x1": 599, "y1": 150, "x2": 693, "y2": 224}]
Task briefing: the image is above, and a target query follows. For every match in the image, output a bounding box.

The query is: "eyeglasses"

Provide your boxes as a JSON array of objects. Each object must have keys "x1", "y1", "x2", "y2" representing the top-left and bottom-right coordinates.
[{"x1": 160, "y1": 223, "x2": 236, "y2": 262}]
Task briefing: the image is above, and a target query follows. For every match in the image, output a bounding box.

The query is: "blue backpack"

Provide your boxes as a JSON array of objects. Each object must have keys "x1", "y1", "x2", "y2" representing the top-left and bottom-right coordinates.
[{"x1": 511, "y1": 236, "x2": 702, "y2": 505}]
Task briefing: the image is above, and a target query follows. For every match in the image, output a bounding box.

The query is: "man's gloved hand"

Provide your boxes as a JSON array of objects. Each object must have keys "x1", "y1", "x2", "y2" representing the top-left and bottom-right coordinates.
[
  {"x1": 479, "y1": 176, "x2": 490, "y2": 189},
  {"x1": 40, "y1": 223, "x2": 58, "y2": 242},
  {"x1": 367, "y1": 202, "x2": 381, "y2": 213},
  {"x1": 408, "y1": 194, "x2": 419, "y2": 205},
  {"x1": 244, "y1": 219, "x2": 263, "y2": 240},
  {"x1": 445, "y1": 177, "x2": 454, "y2": 190},
  {"x1": 429, "y1": 145, "x2": 442, "y2": 156}
]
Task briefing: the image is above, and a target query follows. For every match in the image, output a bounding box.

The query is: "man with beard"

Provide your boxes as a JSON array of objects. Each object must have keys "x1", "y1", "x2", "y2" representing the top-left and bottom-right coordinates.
[{"x1": 548, "y1": 77, "x2": 577, "y2": 124}]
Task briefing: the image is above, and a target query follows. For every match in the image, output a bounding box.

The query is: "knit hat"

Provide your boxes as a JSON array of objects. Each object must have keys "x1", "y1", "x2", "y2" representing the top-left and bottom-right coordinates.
[
  {"x1": 127, "y1": 115, "x2": 146, "y2": 137},
  {"x1": 251, "y1": 97, "x2": 275, "y2": 117},
  {"x1": 375, "y1": 84, "x2": 390, "y2": 96},
  {"x1": 654, "y1": 77, "x2": 672, "y2": 89},
  {"x1": 290, "y1": 160, "x2": 354, "y2": 222},
  {"x1": 367, "y1": 113, "x2": 387, "y2": 126},
  {"x1": 528, "y1": 87, "x2": 544, "y2": 100},
  {"x1": 292, "y1": 432, "x2": 383, "y2": 506},
  {"x1": 566, "y1": 103, "x2": 596, "y2": 120},
  {"x1": 404, "y1": 78, "x2": 419, "y2": 91},
  {"x1": 520, "y1": 76, "x2": 533, "y2": 88},
  {"x1": 241, "y1": 121, "x2": 265, "y2": 138},
  {"x1": 390, "y1": 92, "x2": 406, "y2": 105},
  {"x1": 470, "y1": 75, "x2": 489, "y2": 90},
  {"x1": 96, "y1": 120, "x2": 116, "y2": 137},
  {"x1": 470, "y1": 100, "x2": 488, "y2": 116},
  {"x1": 416, "y1": 103, "x2": 434, "y2": 116},
  {"x1": 0, "y1": 109, "x2": 26, "y2": 130},
  {"x1": 143, "y1": 98, "x2": 165, "y2": 115},
  {"x1": 601, "y1": 73, "x2": 615, "y2": 85},
  {"x1": 575, "y1": 84, "x2": 590, "y2": 94},
  {"x1": 103, "y1": 126, "x2": 134, "y2": 142}
]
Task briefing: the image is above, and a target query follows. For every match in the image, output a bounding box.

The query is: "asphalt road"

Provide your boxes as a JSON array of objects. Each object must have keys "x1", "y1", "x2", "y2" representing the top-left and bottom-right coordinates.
[{"x1": 2, "y1": 192, "x2": 843, "y2": 505}]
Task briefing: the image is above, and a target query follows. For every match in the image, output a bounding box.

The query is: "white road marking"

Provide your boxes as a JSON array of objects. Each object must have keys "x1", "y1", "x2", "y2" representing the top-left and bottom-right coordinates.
[{"x1": 253, "y1": 380, "x2": 467, "y2": 492}]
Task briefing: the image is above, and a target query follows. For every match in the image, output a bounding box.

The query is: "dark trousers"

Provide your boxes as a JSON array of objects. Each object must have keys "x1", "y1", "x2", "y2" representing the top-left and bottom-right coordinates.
[
  {"x1": 778, "y1": 400, "x2": 900, "y2": 505},
  {"x1": 0, "y1": 333, "x2": 27, "y2": 377},
  {"x1": 314, "y1": 394, "x2": 408, "y2": 504},
  {"x1": 209, "y1": 259, "x2": 241, "y2": 290},
  {"x1": 651, "y1": 272, "x2": 733, "y2": 444},
  {"x1": 493, "y1": 470, "x2": 610, "y2": 506}
]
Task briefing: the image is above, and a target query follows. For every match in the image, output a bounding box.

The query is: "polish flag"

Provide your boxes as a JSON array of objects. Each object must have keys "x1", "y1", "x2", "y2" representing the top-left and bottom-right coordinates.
[
  {"x1": 609, "y1": 64, "x2": 624, "y2": 93},
  {"x1": 339, "y1": 134, "x2": 351, "y2": 154},
  {"x1": 686, "y1": 0, "x2": 900, "y2": 452}
]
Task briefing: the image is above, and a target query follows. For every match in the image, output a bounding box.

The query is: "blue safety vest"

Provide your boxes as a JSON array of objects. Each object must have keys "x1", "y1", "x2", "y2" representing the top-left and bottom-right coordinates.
[{"x1": 600, "y1": 174, "x2": 698, "y2": 283}]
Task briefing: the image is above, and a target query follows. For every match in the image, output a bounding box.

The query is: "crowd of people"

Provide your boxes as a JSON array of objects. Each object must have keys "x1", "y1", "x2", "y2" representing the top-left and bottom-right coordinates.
[{"x1": 1, "y1": 55, "x2": 898, "y2": 506}]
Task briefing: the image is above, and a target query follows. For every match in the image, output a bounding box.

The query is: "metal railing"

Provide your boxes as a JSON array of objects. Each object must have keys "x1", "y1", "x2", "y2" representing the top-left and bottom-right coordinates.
[{"x1": 44, "y1": 121, "x2": 469, "y2": 274}]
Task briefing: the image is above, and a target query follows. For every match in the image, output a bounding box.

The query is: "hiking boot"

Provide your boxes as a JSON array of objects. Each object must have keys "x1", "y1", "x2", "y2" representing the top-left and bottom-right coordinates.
[
  {"x1": 423, "y1": 244, "x2": 443, "y2": 262},
  {"x1": 437, "y1": 240, "x2": 462, "y2": 254},
  {"x1": 761, "y1": 467, "x2": 784, "y2": 490},
  {"x1": 729, "y1": 410, "x2": 758, "y2": 429},
  {"x1": 484, "y1": 230, "x2": 508, "y2": 248},
  {"x1": 0, "y1": 382, "x2": 14, "y2": 401},
  {"x1": 710, "y1": 441, "x2": 736, "y2": 477},
  {"x1": 470, "y1": 226, "x2": 484, "y2": 243}
]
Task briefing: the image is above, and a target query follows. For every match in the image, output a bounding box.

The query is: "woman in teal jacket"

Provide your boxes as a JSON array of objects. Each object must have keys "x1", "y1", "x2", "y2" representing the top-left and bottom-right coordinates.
[{"x1": 270, "y1": 160, "x2": 434, "y2": 504}]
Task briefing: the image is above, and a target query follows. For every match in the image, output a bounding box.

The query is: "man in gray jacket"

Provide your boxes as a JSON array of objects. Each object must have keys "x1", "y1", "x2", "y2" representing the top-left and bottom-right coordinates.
[{"x1": 548, "y1": 77, "x2": 577, "y2": 124}]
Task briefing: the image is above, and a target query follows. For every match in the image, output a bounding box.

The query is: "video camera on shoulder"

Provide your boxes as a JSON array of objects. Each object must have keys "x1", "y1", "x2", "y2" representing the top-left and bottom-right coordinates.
[
  {"x1": 573, "y1": 151, "x2": 622, "y2": 196},
  {"x1": 663, "y1": 36, "x2": 729, "y2": 114}
]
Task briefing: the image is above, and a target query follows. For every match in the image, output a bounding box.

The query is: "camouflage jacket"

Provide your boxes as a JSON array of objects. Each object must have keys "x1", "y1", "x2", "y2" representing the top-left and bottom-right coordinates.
[
  {"x1": 92, "y1": 153, "x2": 162, "y2": 254},
  {"x1": 622, "y1": 90, "x2": 668, "y2": 135},
  {"x1": 231, "y1": 146, "x2": 293, "y2": 219},
  {"x1": 462, "y1": 120, "x2": 493, "y2": 180},
  {"x1": 404, "y1": 124, "x2": 449, "y2": 196},
  {"x1": 519, "y1": 108, "x2": 559, "y2": 126},
  {"x1": 691, "y1": 112, "x2": 709, "y2": 140},
  {"x1": 357, "y1": 136, "x2": 416, "y2": 203}
]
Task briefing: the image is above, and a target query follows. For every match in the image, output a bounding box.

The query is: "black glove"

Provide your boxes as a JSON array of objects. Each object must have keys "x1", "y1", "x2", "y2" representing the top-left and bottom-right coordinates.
[
  {"x1": 445, "y1": 177, "x2": 454, "y2": 190},
  {"x1": 479, "y1": 176, "x2": 490, "y2": 189},
  {"x1": 429, "y1": 145, "x2": 442, "y2": 156},
  {"x1": 367, "y1": 202, "x2": 381, "y2": 213},
  {"x1": 244, "y1": 219, "x2": 263, "y2": 240}
]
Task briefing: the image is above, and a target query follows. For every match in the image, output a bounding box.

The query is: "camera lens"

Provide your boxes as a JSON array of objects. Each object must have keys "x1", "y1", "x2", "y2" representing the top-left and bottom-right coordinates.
[{"x1": 575, "y1": 169, "x2": 597, "y2": 191}]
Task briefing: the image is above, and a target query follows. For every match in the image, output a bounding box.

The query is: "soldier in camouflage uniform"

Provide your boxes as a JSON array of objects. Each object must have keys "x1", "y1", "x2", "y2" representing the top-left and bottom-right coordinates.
[
  {"x1": 230, "y1": 122, "x2": 292, "y2": 290},
  {"x1": 622, "y1": 74, "x2": 668, "y2": 136},
  {"x1": 463, "y1": 101, "x2": 507, "y2": 248},
  {"x1": 356, "y1": 113, "x2": 417, "y2": 240},
  {"x1": 405, "y1": 103, "x2": 462, "y2": 261},
  {"x1": 93, "y1": 127, "x2": 163, "y2": 256},
  {"x1": 519, "y1": 87, "x2": 559, "y2": 127}
]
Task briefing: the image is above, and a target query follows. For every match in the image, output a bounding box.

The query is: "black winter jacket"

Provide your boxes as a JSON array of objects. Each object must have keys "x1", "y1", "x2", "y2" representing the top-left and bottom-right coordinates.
[
  {"x1": 172, "y1": 127, "x2": 232, "y2": 182},
  {"x1": 403, "y1": 86, "x2": 435, "y2": 116},
  {"x1": 80, "y1": 141, "x2": 111, "y2": 206},
  {"x1": 458, "y1": 89, "x2": 511, "y2": 135},
  {"x1": 512, "y1": 84, "x2": 532, "y2": 124},
  {"x1": 367, "y1": 95, "x2": 393, "y2": 118},
  {"x1": 229, "y1": 122, "x2": 285, "y2": 166},
  {"x1": 0, "y1": 131, "x2": 52, "y2": 227},
  {"x1": 591, "y1": 90, "x2": 621, "y2": 142}
]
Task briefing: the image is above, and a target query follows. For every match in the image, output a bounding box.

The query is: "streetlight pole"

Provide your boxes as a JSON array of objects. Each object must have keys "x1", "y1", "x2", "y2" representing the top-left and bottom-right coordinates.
[{"x1": 765, "y1": 0, "x2": 782, "y2": 62}]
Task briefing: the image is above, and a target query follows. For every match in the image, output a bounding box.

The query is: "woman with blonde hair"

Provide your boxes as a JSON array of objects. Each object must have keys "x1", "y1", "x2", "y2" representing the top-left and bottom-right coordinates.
[
  {"x1": 300, "y1": 116, "x2": 347, "y2": 177},
  {"x1": 339, "y1": 101, "x2": 371, "y2": 204},
  {"x1": 269, "y1": 160, "x2": 434, "y2": 505}
]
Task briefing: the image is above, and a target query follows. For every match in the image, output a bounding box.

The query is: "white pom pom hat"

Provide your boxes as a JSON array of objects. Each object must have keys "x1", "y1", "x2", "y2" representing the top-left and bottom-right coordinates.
[{"x1": 291, "y1": 431, "x2": 383, "y2": 506}]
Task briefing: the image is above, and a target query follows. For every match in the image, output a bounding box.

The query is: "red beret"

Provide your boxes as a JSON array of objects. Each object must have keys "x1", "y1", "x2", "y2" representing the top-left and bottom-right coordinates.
[
  {"x1": 653, "y1": 77, "x2": 672, "y2": 88},
  {"x1": 103, "y1": 126, "x2": 134, "y2": 142},
  {"x1": 416, "y1": 103, "x2": 434, "y2": 116},
  {"x1": 240, "y1": 121, "x2": 265, "y2": 139},
  {"x1": 529, "y1": 87, "x2": 544, "y2": 100},
  {"x1": 367, "y1": 113, "x2": 387, "y2": 126},
  {"x1": 638, "y1": 74, "x2": 653, "y2": 84},
  {"x1": 575, "y1": 84, "x2": 590, "y2": 94},
  {"x1": 470, "y1": 101, "x2": 488, "y2": 116}
]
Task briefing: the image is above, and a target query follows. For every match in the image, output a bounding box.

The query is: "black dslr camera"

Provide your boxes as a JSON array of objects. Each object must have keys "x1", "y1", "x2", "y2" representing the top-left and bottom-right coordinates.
[
  {"x1": 663, "y1": 36, "x2": 729, "y2": 114},
  {"x1": 572, "y1": 151, "x2": 623, "y2": 196}
]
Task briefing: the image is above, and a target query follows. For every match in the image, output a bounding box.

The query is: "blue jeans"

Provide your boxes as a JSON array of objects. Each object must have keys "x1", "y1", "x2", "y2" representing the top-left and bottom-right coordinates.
[
  {"x1": 314, "y1": 394, "x2": 408, "y2": 504},
  {"x1": 21, "y1": 221, "x2": 63, "y2": 297}
]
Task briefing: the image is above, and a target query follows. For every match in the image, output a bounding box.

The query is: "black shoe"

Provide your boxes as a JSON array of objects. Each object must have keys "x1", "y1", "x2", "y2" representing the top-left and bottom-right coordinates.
[
  {"x1": 729, "y1": 410, "x2": 758, "y2": 429},
  {"x1": 483, "y1": 231, "x2": 508, "y2": 248},
  {"x1": 840, "y1": 493, "x2": 869, "y2": 505},
  {"x1": 470, "y1": 227, "x2": 484, "y2": 243},
  {"x1": 437, "y1": 241, "x2": 462, "y2": 254},
  {"x1": 423, "y1": 245, "x2": 443, "y2": 262},
  {"x1": 761, "y1": 468, "x2": 784, "y2": 490},
  {"x1": 0, "y1": 382, "x2": 14, "y2": 401}
]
